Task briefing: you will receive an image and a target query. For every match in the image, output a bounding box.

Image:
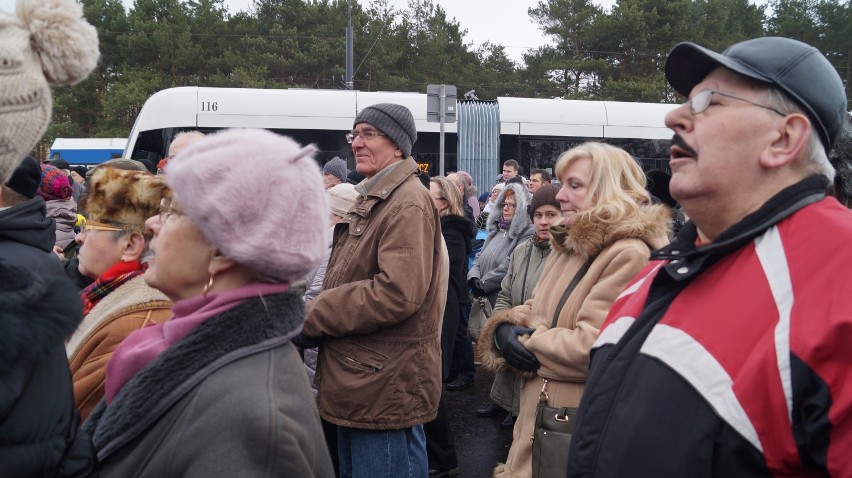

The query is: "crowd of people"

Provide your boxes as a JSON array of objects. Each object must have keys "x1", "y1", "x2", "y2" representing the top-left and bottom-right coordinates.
[{"x1": 2, "y1": 0, "x2": 852, "y2": 477}]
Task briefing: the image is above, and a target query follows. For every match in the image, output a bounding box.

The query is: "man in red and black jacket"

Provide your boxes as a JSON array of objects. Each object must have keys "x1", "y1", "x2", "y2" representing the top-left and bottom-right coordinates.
[{"x1": 568, "y1": 37, "x2": 852, "y2": 477}]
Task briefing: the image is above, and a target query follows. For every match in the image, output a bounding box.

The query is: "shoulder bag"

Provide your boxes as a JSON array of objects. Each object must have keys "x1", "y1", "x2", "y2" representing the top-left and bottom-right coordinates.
[
  {"x1": 531, "y1": 254, "x2": 595, "y2": 478},
  {"x1": 467, "y1": 295, "x2": 492, "y2": 341}
]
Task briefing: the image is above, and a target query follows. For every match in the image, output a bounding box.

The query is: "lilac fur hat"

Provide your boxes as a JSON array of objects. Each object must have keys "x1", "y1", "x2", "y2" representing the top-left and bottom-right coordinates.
[{"x1": 165, "y1": 129, "x2": 328, "y2": 282}]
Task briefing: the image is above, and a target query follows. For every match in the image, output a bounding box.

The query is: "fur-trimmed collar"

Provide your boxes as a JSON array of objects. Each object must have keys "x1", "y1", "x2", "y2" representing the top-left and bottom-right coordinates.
[
  {"x1": 83, "y1": 290, "x2": 304, "y2": 461},
  {"x1": 550, "y1": 204, "x2": 671, "y2": 258},
  {"x1": 485, "y1": 183, "x2": 532, "y2": 240},
  {"x1": 66, "y1": 275, "x2": 172, "y2": 359}
]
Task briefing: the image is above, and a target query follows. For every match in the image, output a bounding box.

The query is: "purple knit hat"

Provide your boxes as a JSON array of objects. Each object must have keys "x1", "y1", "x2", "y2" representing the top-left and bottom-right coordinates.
[
  {"x1": 165, "y1": 129, "x2": 328, "y2": 282},
  {"x1": 37, "y1": 164, "x2": 73, "y2": 201}
]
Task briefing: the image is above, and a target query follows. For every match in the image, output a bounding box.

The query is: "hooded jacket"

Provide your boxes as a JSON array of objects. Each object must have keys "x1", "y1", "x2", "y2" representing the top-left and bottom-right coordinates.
[
  {"x1": 469, "y1": 183, "x2": 535, "y2": 304},
  {"x1": 0, "y1": 197, "x2": 95, "y2": 477},
  {"x1": 477, "y1": 204, "x2": 670, "y2": 478}
]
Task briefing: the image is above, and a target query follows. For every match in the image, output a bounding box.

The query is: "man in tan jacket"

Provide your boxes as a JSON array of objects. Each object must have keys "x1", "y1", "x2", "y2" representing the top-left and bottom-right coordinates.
[{"x1": 299, "y1": 103, "x2": 445, "y2": 477}]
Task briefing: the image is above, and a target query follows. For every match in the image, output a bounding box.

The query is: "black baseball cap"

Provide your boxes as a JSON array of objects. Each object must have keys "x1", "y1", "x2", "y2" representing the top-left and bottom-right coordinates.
[{"x1": 665, "y1": 37, "x2": 847, "y2": 154}]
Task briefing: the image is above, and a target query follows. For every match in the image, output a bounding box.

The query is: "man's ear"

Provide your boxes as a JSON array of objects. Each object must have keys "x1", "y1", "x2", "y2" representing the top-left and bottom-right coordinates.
[
  {"x1": 120, "y1": 232, "x2": 148, "y2": 262},
  {"x1": 760, "y1": 113, "x2": 811, "y2": 170}
]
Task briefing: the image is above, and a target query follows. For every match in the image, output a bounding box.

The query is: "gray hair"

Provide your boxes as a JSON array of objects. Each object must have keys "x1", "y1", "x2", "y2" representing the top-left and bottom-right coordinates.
[{"x1": 762, "y1": 88, "x2": 835, "y2": 182}]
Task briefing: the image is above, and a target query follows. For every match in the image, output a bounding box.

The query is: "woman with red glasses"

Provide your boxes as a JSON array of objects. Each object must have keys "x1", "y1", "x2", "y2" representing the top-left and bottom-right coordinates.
[{"x1": 65, "y1": 167, "x2": 173, "y2": 421}]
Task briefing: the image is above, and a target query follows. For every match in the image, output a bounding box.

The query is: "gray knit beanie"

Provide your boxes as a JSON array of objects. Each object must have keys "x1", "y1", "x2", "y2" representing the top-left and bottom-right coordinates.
[
  {"x1": 353, "y1": 103, "x2": 418, "y2": 157},
  {"x1": 323, "y1": 157, "x2": 349, "y2": 183}
]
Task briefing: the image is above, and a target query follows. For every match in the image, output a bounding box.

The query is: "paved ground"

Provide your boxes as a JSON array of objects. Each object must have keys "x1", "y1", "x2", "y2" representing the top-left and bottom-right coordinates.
[{"x1": 444, "y1": 367, "x2": 515, "y2": 477}]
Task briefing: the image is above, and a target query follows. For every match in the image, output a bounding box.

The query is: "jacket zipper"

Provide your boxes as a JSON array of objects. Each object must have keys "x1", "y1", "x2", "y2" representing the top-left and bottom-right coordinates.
[{"x1": 343, "y1": 355, "x2": 380, "y2": 373}]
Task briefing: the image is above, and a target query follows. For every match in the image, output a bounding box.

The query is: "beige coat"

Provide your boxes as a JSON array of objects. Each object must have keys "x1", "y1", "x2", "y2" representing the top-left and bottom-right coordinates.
[
  {"x1": 67, "y1": 276, "x2": 172, "y2": 421},
  {"x1": 478, "y1": 205, "x2": 670, "y2": 478}
]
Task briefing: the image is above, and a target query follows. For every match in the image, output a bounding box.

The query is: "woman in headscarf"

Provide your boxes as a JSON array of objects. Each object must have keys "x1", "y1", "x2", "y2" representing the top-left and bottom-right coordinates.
[
  {"x1": 478, "y1": 142, "x2": 670, "y2": 478},
  {"x1": 83, "y1": 129, "x2": 334, "y2": 477}
]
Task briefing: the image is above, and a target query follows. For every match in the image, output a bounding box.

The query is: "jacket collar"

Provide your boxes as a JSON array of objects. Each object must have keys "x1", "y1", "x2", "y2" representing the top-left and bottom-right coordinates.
[
  {"x1": 550, "y1": 203, "x2": 671, "y2": 258},
  {"x1": 84, "y1": 290, "x2": 304, "y2": 461},
  {"x1": 654, "y1": 175, "x2": 828, "y2": 263},
  {"x1": 347, "y1": 158, "x2": 419, "y2": 220},
  {"x1": 67, "y1": 276, "x2": 171, "y2": 360}
]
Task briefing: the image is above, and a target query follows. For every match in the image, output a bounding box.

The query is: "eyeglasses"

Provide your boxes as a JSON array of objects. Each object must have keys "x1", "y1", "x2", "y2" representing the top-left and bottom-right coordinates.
[
  {"x1": 688, "y1": 90, "x2": 785, "y2": 117},
  {"x1": 159, "y1": 197, "x2": 185, "y2": 223},
  {"x1": 346, "y1": 129, "x2": 387, "y2": 143},
  {"x1": 503, "y1": 202, "x2": 517, "y2": 209},
  {"x1": 81, "y1": 220, "x2": 124, "y2": 233}
]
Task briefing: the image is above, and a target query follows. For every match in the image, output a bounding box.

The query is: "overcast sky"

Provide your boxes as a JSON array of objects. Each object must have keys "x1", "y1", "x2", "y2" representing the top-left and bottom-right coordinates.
[{"x1": 1, "y1": 0, "x2": 768, "y2": 63}]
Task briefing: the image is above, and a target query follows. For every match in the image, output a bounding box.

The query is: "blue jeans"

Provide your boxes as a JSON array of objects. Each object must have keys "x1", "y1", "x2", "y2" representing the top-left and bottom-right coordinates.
[
  {"x1": 337, "y1": 425, "x2": 427, "y2": 478},
  {"x1": 450, "y1": 302, "x2": 475, "y2": 380}
]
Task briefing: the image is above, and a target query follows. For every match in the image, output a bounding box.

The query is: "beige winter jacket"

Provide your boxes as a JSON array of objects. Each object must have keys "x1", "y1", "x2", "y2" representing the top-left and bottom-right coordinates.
[{"x1": 478, "y1": 205, "x2": 670, "y2": 478}]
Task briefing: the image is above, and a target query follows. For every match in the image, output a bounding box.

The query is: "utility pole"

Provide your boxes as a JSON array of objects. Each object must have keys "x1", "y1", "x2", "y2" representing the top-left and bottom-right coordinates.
[{"x1": 345, "y1": 0, "x2": 354, "y2": 90}]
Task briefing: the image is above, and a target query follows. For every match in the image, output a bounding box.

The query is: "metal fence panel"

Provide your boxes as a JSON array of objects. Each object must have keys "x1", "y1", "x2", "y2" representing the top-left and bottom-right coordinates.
[{"x1": 458, "y1": 100, "x2": 500, "y2": 196}]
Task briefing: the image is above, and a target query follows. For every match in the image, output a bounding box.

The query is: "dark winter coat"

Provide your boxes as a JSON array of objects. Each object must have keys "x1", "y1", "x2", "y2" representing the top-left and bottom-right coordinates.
[
  {"x1": 0, "y1": 197, "x2": 95, "y2": 477},
  {"x1": 83, "y1": 291, "x2": 333, "y2": 477},
  {"x1": 439, "y1": 213, "x2": 477, "y2": 378}
]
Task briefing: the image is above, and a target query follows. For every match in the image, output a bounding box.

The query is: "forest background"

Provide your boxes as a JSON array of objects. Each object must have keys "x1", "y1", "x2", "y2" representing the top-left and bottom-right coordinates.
[{"x1": 35, "y1": 0, "x2": 852, "y2": 158}]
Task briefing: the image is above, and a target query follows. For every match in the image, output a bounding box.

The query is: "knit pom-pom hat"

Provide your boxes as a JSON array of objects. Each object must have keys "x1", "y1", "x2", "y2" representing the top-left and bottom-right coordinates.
[
  {"x1": 0, "y1": 0, "x2": 99, "y2": 184},
  {"x1": 37, "y1": 163, "x2": 72, "y2": 201},
  {"x1": 165, "y1": 129, "x2": 328, "y2": 283}
]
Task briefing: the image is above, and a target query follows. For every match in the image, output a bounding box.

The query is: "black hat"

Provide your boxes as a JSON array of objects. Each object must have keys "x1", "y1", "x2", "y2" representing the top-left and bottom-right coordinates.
[
  {"x1": 47, "y1": 158, "x2": 71, "y2": 171},
  {"x1": 665, "y1": 37, "x2": 847, "y2": 154},
  {"x1": 71, "y1": 166, "x2": 88, "y2": 178},
  {"x1": 5, "y1": 156, "x2": 41, "y2": 199}
]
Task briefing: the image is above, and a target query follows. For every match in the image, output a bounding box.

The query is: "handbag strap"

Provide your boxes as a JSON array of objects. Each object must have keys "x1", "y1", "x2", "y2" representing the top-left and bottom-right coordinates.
[{"x1": 550, "y1": 255, "x2": 596, "y2": 328}]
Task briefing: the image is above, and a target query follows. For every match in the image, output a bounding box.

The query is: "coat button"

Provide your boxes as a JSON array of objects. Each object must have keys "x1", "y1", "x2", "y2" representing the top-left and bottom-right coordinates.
[
  {"x1": 382, "y1": 189, "x2": 388, "y2": 195},
  {"x1": 356, "y1": 228, "x2": 361, "y2": 232},
  {"x1": 677, "y1": 267, "x2": 688, "y2": 274}
]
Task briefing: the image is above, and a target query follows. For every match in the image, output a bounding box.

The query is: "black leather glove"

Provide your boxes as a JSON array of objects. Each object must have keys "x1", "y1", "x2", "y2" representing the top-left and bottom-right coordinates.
[
  {"x1": 468, "y1": 277, "x2": 486, "y2": 298},
  {"x1": 292, "y1": 332, "x2": 323, "y2": 350},
  {"x1": 494, "y1": 323, "x2": 539, "y2": 372}
]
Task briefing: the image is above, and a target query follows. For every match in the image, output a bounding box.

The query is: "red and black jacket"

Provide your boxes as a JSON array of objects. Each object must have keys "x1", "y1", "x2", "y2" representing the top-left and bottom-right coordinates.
[{"x1": 568, "y1": 176, "x2": 852, "y2": 477}]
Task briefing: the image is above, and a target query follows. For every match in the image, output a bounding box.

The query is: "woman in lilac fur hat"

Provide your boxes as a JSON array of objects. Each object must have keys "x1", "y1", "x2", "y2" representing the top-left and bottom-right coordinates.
[{"x1": 83, "y1": 128, "x2": 334, "y2": 477}]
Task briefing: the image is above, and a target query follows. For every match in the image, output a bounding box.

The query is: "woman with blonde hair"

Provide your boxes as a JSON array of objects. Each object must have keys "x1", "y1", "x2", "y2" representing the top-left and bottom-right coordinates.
[{"x1": 478, "y1": 142, "x2": 670, "y2": 478}]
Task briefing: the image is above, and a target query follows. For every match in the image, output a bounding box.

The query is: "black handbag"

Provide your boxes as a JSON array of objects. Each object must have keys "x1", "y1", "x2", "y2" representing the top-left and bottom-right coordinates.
[
  {"x1": 531, "y1": 378, "x2": 577, "y2": 478},
  {"x1": 530, "y1": 254, "x2": 595, "y2": 478}
]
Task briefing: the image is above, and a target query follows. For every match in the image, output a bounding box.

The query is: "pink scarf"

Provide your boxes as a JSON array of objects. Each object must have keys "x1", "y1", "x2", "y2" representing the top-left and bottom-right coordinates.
[{"x1": 104, "y1": 282, "x2": 290, "y2": 403}]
